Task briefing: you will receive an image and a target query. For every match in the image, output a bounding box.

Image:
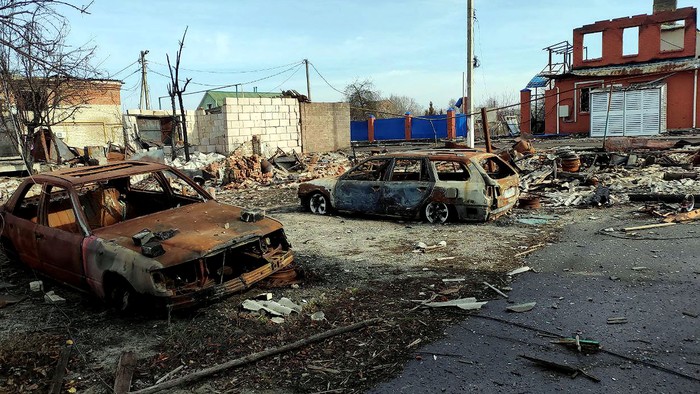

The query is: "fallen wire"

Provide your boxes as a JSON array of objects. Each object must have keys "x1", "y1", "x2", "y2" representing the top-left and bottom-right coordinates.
[{"x1": 462, "y1": 313, "x2": 700, "y2": 383}]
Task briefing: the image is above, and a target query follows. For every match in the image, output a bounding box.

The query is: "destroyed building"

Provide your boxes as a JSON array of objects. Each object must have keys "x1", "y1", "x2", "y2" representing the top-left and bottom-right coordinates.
[{"x1": 521, "y1": 0, "x2": 700, "y2": 136}]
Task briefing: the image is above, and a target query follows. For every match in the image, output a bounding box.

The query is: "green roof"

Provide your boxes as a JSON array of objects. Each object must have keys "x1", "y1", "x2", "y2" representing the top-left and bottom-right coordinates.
[{"x1": 198, "y1": 90, "x2": 283, "y2": 109}]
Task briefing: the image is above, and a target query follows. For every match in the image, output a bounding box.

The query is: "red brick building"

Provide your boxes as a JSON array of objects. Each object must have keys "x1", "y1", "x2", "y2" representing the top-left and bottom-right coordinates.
[{"x1": 521, "y1": 1, "x2": 700, "y2": 137}]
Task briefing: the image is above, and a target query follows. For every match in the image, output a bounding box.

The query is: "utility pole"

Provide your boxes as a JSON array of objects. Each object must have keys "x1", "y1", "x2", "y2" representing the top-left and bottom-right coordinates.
[
  {"x1": 139, "y1": 50, "x2": 151, "y2": 110},
  {"x1": 304, "y1": 59, "x2": 311, "y2": 101},
  {"x1": 466, "y1": 0, "x2": 475, "y2": 148}
]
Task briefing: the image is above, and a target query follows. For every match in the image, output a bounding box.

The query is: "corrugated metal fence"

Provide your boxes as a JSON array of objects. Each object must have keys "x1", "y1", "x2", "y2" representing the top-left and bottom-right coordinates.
[{"x1": 351, "y1": 113, "x2": 469, "y2": 142}]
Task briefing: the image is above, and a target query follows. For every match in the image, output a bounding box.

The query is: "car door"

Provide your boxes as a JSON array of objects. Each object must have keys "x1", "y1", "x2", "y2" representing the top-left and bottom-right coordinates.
[
  {"x1": 383, "y1": 158, "x2": 433, "y2": 217},
  {"x1": 35, "y1": 184, "x2": 86, "y2": 288},
  {"x1": 334, "y1": 158, "x2": 392, "y2": 214},
  {"x1": 3, "y1": 182, "x2": 43, "y2": 270}
]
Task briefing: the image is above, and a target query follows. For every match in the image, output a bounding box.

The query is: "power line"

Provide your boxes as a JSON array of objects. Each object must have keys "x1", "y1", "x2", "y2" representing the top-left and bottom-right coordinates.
[
  {"x1": 269, "y1": 63, "x2": 304, "y2": 92},
  {"x1": 110, "y1": 60, "x2": 139, "y2": 78},
  {"x1": 148, "y1": 60, "x2": 304, "y2": 75},
  {"x1": 180, "y1": 64, "x2": 304, "y2": 96},
  {"x1": 308, "y1": 62, "x2": 344, "y2": 94},
  {"x1": 146, "y1": 66, "x2": 220, "y2": 87}
]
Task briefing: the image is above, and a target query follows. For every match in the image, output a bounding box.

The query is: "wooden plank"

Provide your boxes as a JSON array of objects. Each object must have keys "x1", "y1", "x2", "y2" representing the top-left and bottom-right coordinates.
[
  {"x1": 623, "y1": 222, "x2": 675, "y2": 232},
  {"x1": 48, "y1": 343, "x2": 73, "y2": 394},
  {"x1": 113, "y1": 351, "x2": 137, "y2": 394}
]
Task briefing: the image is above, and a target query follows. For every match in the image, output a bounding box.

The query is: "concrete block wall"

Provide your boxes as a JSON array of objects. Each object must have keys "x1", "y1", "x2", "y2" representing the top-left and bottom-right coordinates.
[
  {"x1": 53, "y1": 104, "x2": 123, "y2": 147},
  {"x1": 221, "y1": 96, "x2": 301, "y2": 155},
  {"x1": 300, "y1": 102, "x2": 351, "y2": 153}
]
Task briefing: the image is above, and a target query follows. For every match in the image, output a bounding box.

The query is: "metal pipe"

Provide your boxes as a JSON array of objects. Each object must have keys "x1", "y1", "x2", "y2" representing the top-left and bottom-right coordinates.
[{"x1": 693, "y1": 67, "x2": 698, "y2": 129}]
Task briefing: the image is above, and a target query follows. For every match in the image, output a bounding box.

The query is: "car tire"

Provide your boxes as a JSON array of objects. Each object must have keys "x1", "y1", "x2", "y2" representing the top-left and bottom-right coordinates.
[
  {"x1": 106, "y1": 276, "x2": 136, "y2": 314},
  {"x1": 308, "y1": 193, "x2": 329, "y2": 215},
  {"x1": 424, "y1": 201, "x2": 450, "y2": 224}
]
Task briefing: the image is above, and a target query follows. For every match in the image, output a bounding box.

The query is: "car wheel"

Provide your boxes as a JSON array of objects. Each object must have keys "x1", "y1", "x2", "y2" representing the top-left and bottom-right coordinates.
[
  {"x1": 424, "y1": 201, "x2": 449, "y2": 224},
  {"x1": 308, "y1": 193, "x2": 329, "y2": 215},
  {"x1": 107, "y1": 278, "x2": 136, "y2": 314}
]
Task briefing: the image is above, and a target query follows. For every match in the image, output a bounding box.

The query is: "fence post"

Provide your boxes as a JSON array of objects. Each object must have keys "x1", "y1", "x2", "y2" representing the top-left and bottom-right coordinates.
[
  {"x1": 446, "y1": 109, "x2": 456, "y2": 140},
  {"x1": 520, "y1": 89, "x2": 531, "y2": 136},
  {"x1": 404, "y1": 112, "x2": 412, "y2": 140},
  {"x1": 368, "y1": 115, "x2": 375, "y2": 143}
]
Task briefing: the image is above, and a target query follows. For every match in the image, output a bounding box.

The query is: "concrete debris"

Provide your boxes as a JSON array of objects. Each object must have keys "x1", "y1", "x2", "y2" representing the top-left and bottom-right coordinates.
[
  {"x1": 310, "y1": 311, "x2": 326, "y2": 321},
  {"x1": 44, "y1": 291, "x2": 66, "y2": 304},
  {"x1": 29, "y1": 281, "x2": 44, "y2": 292}
]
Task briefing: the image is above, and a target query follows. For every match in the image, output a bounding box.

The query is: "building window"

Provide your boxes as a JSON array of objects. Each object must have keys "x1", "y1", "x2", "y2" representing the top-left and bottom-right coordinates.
[
  {"x1": 580, "y1": 87, "x2": 591, "y2": 113},
  {"x1": 660, "y1": 20, "x2": 685, "y2": 52},
  {"x1": 622, "y1": 26, "x2": 639, "y2": 56},
  {"x1": 583, "y1": 32, "x2": 603, "y2": 60}
]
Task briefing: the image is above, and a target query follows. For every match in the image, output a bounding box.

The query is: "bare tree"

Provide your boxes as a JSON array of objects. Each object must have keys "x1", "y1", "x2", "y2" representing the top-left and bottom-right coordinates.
[
  {"x1": 343, "y1": 79, "x2": 381, "y2": 121},
  {"x1": 386, "y1": 94, "x2": 423, "y2": 116},
  {"x1": 0, "y1": 0, "x2": 99, "y2": 170},
  {"x1": 166, "y1": 27, "x2": 191, "y2": 161}
]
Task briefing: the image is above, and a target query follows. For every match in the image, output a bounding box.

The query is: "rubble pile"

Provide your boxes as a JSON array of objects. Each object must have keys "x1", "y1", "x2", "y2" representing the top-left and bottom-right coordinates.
[
  {"x1": 170, "y1": 149, "x2": 353, "y2": 190},
  {"x1": 514, "y1": 138, "x2": 700, "y2": 209}
]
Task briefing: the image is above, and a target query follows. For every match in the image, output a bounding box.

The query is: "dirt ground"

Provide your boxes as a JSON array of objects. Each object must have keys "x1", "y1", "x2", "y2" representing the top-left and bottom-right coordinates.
[{"x1": 0, "y1": 185, "x2": 565, "y2": 393}]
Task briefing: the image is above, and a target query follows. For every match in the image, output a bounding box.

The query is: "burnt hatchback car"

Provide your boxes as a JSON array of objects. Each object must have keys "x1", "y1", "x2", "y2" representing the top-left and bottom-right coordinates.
[
  {"x1": 0, "y1": 161, "x2": 294, "y2": 311},
  {"x1": 298, "y1": 150, "x2": 519, "y2": 223}
]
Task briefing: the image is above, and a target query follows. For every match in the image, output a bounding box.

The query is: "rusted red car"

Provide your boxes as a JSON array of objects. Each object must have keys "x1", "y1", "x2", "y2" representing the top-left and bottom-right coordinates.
[
  {"x1": 0, "y1": 161, "x2": 294, "y2": 311},
  {"x1": 298, "y1": 150, "x2": 520, "y2": 223}
]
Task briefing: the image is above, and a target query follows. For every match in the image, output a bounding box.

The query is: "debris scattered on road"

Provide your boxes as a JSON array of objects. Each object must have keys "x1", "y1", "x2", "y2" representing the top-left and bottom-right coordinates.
[
  {"x1": 424, "y1": 297, "x2": 488, "y2": 311},
  {"x1": 623, "y1": 222, "x2": 676, "y2": 232},
  {"x1": 607, "y1": 317, "x2": 628, "y2": 324},
  {"x1": 551, "y1": 337, "x2": 601, "y2": 353},
  {"x1": 519, "y1": 355, "x2": 600, "y2": 382},
  {"x1": 506, "y1": 302, "x2": 536, "y2": 313},
  {"x1": 483, "y1": 281, "x2": 509, "y2": 299},
  {"x1": 507, "y1": 266, "x2": 532, "y2": 276}
]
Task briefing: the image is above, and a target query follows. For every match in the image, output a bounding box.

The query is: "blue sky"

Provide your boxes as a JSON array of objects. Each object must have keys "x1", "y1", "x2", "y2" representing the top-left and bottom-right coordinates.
[{"x1": 67, "y1": 0, "x2": 697, "y2": 111}]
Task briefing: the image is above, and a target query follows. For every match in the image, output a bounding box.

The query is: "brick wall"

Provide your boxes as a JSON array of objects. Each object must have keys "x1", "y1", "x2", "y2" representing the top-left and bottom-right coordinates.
[{"x1": 300, "y1": 102, "x2": 350, "y2": 153}]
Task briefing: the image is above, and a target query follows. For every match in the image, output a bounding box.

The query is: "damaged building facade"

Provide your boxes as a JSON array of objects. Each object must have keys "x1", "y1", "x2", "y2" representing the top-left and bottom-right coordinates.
[
  {"x1": 126, "y1": 91, "x2": 350, "y2": 155},
  {"x1": 521, "y1": 1, "x2": 700, "y2": 137}
]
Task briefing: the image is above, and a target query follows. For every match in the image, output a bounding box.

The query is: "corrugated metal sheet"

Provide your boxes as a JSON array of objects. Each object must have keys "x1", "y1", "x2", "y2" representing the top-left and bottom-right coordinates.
[{"x1": 526, "y1": 75, "x2": 549, "y2": 88}]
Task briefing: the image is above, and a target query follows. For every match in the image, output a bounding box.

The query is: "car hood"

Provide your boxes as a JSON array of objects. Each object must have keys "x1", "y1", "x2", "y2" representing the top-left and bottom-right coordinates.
[{"x1": 92, "y1": 200, "x2": 284, "y2": 267}]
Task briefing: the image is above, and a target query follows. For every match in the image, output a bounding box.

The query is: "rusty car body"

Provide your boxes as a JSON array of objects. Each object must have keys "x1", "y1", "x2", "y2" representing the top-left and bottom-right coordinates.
[
  {"x1": 0, "y1": 161, "x2": 294, "y2": 311},
  {"x1": 298, "y1": 150, "x2": 520, "y2": 223}
]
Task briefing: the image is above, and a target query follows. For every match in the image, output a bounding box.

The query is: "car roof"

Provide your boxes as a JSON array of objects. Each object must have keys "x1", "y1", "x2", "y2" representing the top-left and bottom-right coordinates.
[
  {"x1": 29, "y1": 161, "x2": 171, "y2": 185},
  {"x1": 368, "y1": 149, "x2": 495, "y2": 161}
]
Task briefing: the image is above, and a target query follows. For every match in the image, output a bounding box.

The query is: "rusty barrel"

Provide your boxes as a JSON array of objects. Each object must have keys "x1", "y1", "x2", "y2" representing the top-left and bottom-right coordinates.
[{"x1": 561, "y1": 157, "x2": 581, "y2": 172}]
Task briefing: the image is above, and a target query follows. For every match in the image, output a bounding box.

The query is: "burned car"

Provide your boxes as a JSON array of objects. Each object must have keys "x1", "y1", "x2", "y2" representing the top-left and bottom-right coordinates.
[
  {"x1": 298, "y1": 150, "x2": 519, "y2": 223},
  {"x1": 0, "y1": 161, "x2": 294, "y2": 311}
]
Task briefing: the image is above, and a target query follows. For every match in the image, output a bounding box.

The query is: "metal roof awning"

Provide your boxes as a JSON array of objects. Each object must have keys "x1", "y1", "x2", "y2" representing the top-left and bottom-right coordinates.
[{"x1": 526, "y1": 75, "x2": 549, "y2": 88}]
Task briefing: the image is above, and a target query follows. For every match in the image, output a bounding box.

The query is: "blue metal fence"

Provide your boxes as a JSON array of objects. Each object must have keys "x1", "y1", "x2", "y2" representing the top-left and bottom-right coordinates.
[{"x1": 350, "y1": 113, "x2": 468, "y2": 142}]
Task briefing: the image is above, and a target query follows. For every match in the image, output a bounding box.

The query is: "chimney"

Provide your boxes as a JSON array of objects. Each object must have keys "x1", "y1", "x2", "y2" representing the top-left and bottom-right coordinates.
[{"x1": 653, "y1": 0, "x2": 677, "y2": 14}]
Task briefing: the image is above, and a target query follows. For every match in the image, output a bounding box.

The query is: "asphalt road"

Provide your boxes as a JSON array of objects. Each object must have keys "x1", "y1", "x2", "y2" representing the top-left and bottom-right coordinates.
[{"x1": 371, "y1": 208, "x2": 700, "y2": 393}]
